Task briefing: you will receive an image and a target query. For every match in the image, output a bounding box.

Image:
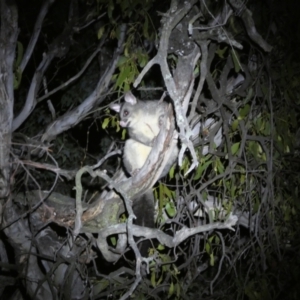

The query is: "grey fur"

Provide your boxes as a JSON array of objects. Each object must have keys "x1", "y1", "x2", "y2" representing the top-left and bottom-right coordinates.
[
  {"x1": 110, "y1": 91, "x2": 177, "y2": 176},
  {"x1": 111, "y1": 91, "x2": 167, "y2": 146},
  {"x1": 132, "y1": 190, "x2": 155, "y2": 256}
]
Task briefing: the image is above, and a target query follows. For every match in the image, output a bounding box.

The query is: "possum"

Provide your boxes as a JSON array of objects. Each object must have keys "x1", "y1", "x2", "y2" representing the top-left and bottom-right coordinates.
[
  {"x1": 110, "y1": 91, "x2": 177, "y2": 256},
  {"x1": 111, "y1": 91, "x2": 177, "y2": 176}
]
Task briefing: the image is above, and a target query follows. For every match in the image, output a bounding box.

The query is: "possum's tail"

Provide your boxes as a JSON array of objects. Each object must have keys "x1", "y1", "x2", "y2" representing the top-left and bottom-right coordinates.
[{"x1": 132, "y1": 190, "x2": 155, "y2": 257}]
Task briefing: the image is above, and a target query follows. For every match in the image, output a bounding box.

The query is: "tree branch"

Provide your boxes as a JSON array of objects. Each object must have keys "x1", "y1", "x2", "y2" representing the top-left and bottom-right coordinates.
[
  {"x1": 20, "y1": 0, "x2": 55, "y2": 72},
  {"x1": 41, "y1": 24, "x2": 127, "y2": 142},
  {"x1": 13, "y1": 6, "x2": 79, "y2": 131},
  {"x1": 134, "y1": 0, "x2": 200, "y2": 174},
  {"x1": 0, "y1": 0, "x2": 18, "y2": 198}
]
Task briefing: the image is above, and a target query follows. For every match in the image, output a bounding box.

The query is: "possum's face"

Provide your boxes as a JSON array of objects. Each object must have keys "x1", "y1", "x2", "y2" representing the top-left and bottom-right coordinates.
[
  {"x1": 110, "y1": 91, "x2": 141, "y2": 128},
  {"x1": 119, "y1": 103, "x2": 141, "y2": 128}
]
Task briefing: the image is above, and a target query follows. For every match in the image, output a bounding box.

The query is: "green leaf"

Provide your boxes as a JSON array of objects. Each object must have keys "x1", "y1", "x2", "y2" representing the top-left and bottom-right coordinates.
[
  {"x1": 261, "y1": 84, "x2": 269, "y2": 96},
  {"x1": 168, "y1": 282, "x2": 175, "y2": 298},
  {"x1": 181, "y1": 156, "x2": 190, "y2": 174},
  {"x1": 231, "y1": 184, "x2": 236, "y2": 198},
  {"x1": 176, "y1": 282, "x2": 181, "y2": 298},
  {"x1": 107, "y1": 0, "x2": 115, "y2": 23},
  {"x1": 13, "y1": 68, "x2": 22, "y2": 90},
  {"x1": 210, "y1": 253, "x2": 215, "y2": 266},
  {"x1": 163, "y1": 185, "x2": 174, "y2": 199},
  {"x1": 253, "y1": 196, "x2": 260, "y2": 213},
  {"x1": 232, "y1": 119, "x2": 239, "y2": 131},
  {"x1": 93, "y1": 279, "x2": 109, "y2": 293},
  {"x1": 231, "y1": 49, "x2": 241, "y2": 73},
  {"x1": 143, "y1": 14, "x2": 149, "y2": 39},
  {"x1": 245, "y1": 87, "x2": 253, "y2": 102},
  {"x1": 137, "y1": 52, "x2": 148, "y2": 68},
  {"x1": 115, "y1": 65, "x2": 131, "y2": 89},
  {"x1": 205, "y1": 242, "x2": 211, "y2": 254},
  {"x1": 231, "y1": 142, "x2": 240, "y2": 156},
  {"x1": 157, "y1": 244, "x2": 165, "y2": 251},
  {"x1": 165, "y1": 201, "x2": 176, "y2": 217},
  {"x1": 97, "y1": 26, "x2": 105, "y2": 39},
  {"x1": 119, "y1": 0, "x2": 129, "y2": 11},
  {"x1": 238, "y1": 104, "x2": 250, "y2": 119},
  {"x1": 263, "y1": 121, "x2": 271, "y2": 136},
  {"x1": 15, "y1": 41, "x2": 24, "y2": 67},
  {"x1": 117, "y1": 55, "x2": 128, "y2": 67},
  {"x1": 193, "y1": 64, "x2": 199, "y2": 77},
  {"x1": 208, "y1": 235, "x2": 215, "y2": 243},
  {"x1": 216, "y1": 45, "x2": 228, "y2": 58},
  {"x1": 151, "y1": 270, "x2": 156, "y2": 287},
  {"x1": 193, "y1": 160, "x2": 211, "y2": 180},
  {"x1": 121, "y1": 128, "x2": 127, "y2": 140},
  {"x1": 255, "y1": 117, "x2": 263, "y2": 133},
  {"x1": 158, "y1": 183, "x2": 164, "y2": 211},
  {"x1": 124, "y1": 82, "x2": 130, "y2": 92},
  {"x1": 216, "y1": 158, "x2": 225, "y2": 174},
  {"x1": 248, "y1": 141, "x2": 259, "y2": 158},
  {"x1": 168, "y1": 164, "x2": 175, "y2": 179},
  {"x1": 102, "y1": 117, "x2": 110, "y2": 129},
  {"x1": 111, "y1": 116, "x2": 120, "y2": 132},
  {"x1": 110, "y1": 236, "x2": 117, "y2": 246}
]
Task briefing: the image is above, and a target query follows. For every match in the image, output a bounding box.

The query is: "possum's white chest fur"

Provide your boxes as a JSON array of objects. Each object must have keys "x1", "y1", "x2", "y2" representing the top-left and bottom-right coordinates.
[
  {"x1": 123, "y1": 139, "x2": 152, "y2": 174},
  {"x1": 110, "y1": 91, "x2": 176, "y2": 177},
  {"x1": 130, "y1": 111, "x2": 160, "y2": 142}
]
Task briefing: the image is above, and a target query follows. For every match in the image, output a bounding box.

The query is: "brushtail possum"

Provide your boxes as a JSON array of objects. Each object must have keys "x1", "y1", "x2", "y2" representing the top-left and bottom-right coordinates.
[
  {"x1": 111, "y1": 91, "x2": 177, "y2": 176},
  {"x1": 110, "y1": 91, "x2": 177, "y2": 255}
]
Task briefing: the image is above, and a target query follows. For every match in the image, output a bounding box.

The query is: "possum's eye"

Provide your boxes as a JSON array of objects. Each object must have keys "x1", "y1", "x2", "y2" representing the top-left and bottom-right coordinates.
[{"x1": 123, "y1": 110, "x2": 129, "y2": 117}]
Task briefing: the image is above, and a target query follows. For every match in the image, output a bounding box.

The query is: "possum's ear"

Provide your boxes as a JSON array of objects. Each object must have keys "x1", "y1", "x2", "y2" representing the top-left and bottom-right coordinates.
[
  {"x1": 124, "y1": 91, "x2": 137, "y2": 105},
  {"x1": 110, "y1": 103, "x2": 121, "y2": 112}
]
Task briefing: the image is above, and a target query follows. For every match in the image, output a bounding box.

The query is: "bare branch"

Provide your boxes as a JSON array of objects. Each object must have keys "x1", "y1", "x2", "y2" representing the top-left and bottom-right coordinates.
[
  {"x1": 189, "y1": 41, "x2": 208, "y2": 120},
  {"x1": 37, "y1": 42, "x2": 104, "y2": 103},
  {"x1": 228, "y1": 0, "x2": 272, "y2": 52},
  {"x1": 19, "y1": 160, "x2": 77, "y2": 180},
  {"x1": 0, "y1": 0, "x2": 18, "y2": 198},
  {"x1": 13, "y1": 51, "x2": 56, "y2": 131},
  {"x1": 41, "y1": 24, "x2": 127, "y2": 142},
  {"x1": 97, "y1": 214, "x2": 238, "y2": 250},
  {"x1": 20, "y1": 0, "x2": 55, "y2": 72},
  {"x1": 13, "y1": 8, "x2": 80, "y2": 131}
]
